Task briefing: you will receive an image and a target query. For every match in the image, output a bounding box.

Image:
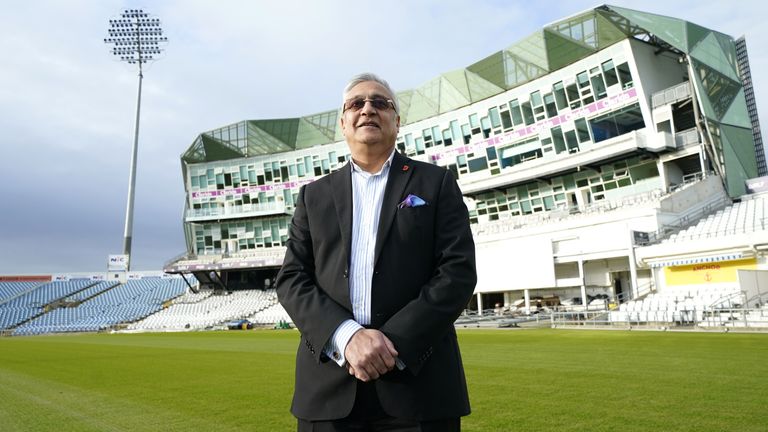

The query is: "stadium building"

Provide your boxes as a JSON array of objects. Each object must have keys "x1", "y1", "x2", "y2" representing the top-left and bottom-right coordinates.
[{"x1": 163, "y1": 4, "x2": 768, "y2": 322}]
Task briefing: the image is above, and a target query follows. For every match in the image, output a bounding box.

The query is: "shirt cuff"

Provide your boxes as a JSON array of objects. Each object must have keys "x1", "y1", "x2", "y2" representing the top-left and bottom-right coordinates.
[
  {"x1": 323, "y1": 319, "x2": 363, "y2": 367},
  {"x1": 395, "y1": 357, "x2": 405, "y2": 370}
]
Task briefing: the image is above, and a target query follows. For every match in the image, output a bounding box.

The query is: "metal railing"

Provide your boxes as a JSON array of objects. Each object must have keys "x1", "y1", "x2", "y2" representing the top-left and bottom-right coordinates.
[
  {"x1": 643, "y1": 194, "x2": 731, "y2": 245},
  {"x1": 185, "y1": 202, "x2": 287, "y2": 220},
  {"x1": 651, "y1": 81, "x2": 691, "y2": 108},
  {"x1": 550, "y1": 307, "x2": 768, "y2": 330}
]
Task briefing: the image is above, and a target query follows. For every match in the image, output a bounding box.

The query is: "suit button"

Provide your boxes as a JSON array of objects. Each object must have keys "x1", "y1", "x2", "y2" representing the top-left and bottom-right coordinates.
[{"x1": 343, "y1": 270, "x2": 349, "y2": 278}]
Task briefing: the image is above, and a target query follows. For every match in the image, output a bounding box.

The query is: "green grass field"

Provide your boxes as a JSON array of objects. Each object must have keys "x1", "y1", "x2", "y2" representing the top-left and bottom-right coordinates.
[{"x1": 1, "y1": 329, "x2": 766, "y2": 431}]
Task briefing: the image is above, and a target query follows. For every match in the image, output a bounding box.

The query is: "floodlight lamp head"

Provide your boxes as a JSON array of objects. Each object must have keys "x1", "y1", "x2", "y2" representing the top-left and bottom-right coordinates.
[{"x1": 104, "y1": 9, "x2": 168, "y2": 67}]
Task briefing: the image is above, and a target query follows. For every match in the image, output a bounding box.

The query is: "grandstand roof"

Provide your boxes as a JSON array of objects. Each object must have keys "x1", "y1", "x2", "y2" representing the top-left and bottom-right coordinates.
[{"x1": 181, "y1": 4, "x2": 746, "y2": 165}]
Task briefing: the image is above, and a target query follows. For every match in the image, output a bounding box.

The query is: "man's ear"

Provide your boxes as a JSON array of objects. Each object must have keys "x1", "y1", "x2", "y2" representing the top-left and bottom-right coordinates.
[{"x1": 396, "y1": 115, "x2": 401, "y2": 132}]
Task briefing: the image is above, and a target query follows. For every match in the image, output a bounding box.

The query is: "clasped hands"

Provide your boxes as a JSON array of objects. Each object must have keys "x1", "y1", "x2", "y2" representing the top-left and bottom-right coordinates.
[{"x1": 344, "y1": 328, "x2": 398, "y2": 382}]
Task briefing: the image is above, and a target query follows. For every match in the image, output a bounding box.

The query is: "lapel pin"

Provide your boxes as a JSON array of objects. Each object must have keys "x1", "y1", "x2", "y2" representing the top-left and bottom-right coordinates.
[{"x1": 402, "y1": 165, "x2": 409, "y2": 171}]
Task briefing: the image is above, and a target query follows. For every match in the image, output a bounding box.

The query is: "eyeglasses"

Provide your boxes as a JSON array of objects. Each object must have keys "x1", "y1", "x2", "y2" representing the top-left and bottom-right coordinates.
[{"x1": 342, "y1": 97, "x2": 396, "y2": 113}]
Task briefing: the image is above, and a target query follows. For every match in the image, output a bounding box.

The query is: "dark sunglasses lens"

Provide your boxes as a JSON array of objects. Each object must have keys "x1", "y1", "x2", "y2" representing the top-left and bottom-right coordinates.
[
  {"x1": 345, "y1": 98, "x2": 392, "y2": 111},
  {"x1": 346, "y1": 99, "x2": 364, "y2": 111},
  {"x1": 370, "y1": 99, "x2": 390, "y2": 110}
]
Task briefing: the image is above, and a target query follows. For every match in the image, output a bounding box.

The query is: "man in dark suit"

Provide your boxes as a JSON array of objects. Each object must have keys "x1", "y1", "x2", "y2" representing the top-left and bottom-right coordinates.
[{"x1": 276, "y1": 73, "x2": 477, "y2": 431}]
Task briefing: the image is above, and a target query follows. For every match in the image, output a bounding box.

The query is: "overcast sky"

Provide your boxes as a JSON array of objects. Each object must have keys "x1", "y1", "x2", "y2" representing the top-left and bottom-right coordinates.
[{"x1": 0, "y1": 0, "x2": 766, "y2": 274}]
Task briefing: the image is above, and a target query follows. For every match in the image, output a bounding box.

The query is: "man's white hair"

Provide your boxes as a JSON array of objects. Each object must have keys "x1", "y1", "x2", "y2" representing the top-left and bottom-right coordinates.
[{"x1": 342, "y1": 72, "x2": 399, "y2": 113}]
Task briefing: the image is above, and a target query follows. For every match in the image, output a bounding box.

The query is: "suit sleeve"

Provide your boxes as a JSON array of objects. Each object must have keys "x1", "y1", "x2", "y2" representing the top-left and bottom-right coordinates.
[
  {"x1": 380, "y1": 169, "x2": 477, "y2": 375},
  {"x1": 275, "y1": 185, "x2": 356, "y2": 363}
]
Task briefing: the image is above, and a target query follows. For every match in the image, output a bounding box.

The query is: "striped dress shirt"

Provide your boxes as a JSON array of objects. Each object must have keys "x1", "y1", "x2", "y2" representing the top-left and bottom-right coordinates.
[{"x1": 325, "y1": 150, "x2": 395, "y2": 366}]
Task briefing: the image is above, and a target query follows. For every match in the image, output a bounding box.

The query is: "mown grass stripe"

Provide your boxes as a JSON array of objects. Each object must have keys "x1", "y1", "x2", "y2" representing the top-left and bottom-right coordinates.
[{"x1": 0, "y1": 329, "x2": 766, "y2": 431}]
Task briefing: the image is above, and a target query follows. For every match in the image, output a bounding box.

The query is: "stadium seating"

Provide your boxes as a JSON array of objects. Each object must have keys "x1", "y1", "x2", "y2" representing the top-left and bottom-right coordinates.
[
  {"x1": 0, "y1": 281, "x2": 42, "y2": 303},
  {"x1": 10, "y1": 278, "x2": 187, "y2": 336},
  {"x1": 126, "y1": 288, "x2": 291, "y2": 331},
  {"x1": 0, "y1": 280, "x2": 93, "y2": 330},
  {"x1": 662, "y1": 194, "x2": 768, "y2": 244},
  {"x1": 611, "y1": 285, "x2": 742, "y2": 325}
]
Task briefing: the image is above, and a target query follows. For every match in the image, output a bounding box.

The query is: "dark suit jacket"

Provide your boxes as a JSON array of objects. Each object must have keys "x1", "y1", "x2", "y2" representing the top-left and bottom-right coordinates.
[{"x1": 275, "y1": 151, "x2": 477, "y2": 421}]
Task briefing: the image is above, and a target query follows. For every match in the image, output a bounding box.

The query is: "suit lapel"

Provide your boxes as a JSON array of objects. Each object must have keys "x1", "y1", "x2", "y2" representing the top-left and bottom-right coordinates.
[
  {"x1": 374, "y1": 152, "x2": 413, "y2": 268},
  {"x1": 331, "y1": 163, "x2": 353, "y2": 284}
]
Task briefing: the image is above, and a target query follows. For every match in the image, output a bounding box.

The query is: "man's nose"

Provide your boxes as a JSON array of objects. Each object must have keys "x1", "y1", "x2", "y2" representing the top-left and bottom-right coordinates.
[{"x1": 359, "y1": 100, "x2": 378, "y2": 115}]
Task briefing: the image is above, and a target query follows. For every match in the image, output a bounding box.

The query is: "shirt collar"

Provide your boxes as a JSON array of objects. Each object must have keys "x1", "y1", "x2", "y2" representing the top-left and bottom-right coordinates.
[{"x1": 350, "y1": 148, "x2": 396, "y2": 176}]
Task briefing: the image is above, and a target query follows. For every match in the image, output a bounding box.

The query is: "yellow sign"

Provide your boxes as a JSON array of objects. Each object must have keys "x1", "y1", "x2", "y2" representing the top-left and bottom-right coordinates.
[{"x1": 664, "y1": 258, "x2": 757, "y2": 285}]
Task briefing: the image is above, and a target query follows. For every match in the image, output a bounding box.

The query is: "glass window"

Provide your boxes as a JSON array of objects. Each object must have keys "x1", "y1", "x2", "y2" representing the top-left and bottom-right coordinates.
[
  {"x1": 565, "y1": 130, "x2": 579, "y2": 153},
  {"x1": 442, "y1": 129, "x2": 453, "y2": 146},
  {"x1": 468, "y1": 157, "x2": 488, "y2": 173},
  {"x1": 450, "y1": 120, "x2": 461, "y2": 145},
  {"x1": 591, "y1": 74, "x2": 607, "y2": 99},
  {"x1": 404, "y1": 133, "x2": 414, "y2": 152},
  {"x1": 481, "y1": 117, "x2": 491, "y2": 134},
  {"x1": 551, "y1": 126, "x2": 566, "y2": 154},
  {"x1": 500, "y1": 111, "x2": 512, "y2": 129},
  {"x1": 415, "y1": 137, "x2": 425, "y2": 152},
  {"x1": 521, "y1": 101, "x2": 534, "y2": 125},
  {"x1": 617, "y1": 62, "x2": 633, "y2": 88},
  {"x1": 575, "y1": 118, "x2": 591, "y2": 143},
  {"x1": 589, "y1": 103, "x2": 645, "y2": 143},
  {"x1": 602, "y1": 60, "x2": 618, "y2": 87},
  {"x1": 486, "y1": 146, "x2": 497, "y2": 160},
  {"x1": 461, "y1": 124, "x2": 471, "y2": 144},
  {"x1": 544, "y1": 93, "x2": 558, "y2": 118},
  {"x1": 432, "y1": 126, "x2": 441, "y2": 144},
  {"x1": 577, "y1": 71, "x2": 590, "y2": 88},
  {"x1": 469, "y1": 113, "x2": 480, "y2": 129},
  {"x1": 489, "y1": 107, "x2": 501, "y2": 128},
  {"x1": 553, "y1": 82, "x2": 568, "y2": 110},
  {"x1": 509, "y1": 100, "x2": 523, "y2": 125},
  {"x1": 566, "y1": 83, "x2": 580, "y2": 109},
  {"x1": 530, "y1": 91, "x2": 542, "y2": 107}
]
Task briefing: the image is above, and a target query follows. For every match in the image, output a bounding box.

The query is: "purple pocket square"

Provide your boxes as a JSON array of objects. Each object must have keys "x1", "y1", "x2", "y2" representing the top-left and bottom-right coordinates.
[{"x1": 398, "y1": 194, "x2": 427, "y2": 209}]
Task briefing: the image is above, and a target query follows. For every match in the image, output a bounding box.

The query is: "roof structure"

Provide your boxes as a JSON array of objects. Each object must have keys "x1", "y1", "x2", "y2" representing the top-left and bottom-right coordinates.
[{"x1": 182, "y1": 4, "x2": 755, "y2": 196}]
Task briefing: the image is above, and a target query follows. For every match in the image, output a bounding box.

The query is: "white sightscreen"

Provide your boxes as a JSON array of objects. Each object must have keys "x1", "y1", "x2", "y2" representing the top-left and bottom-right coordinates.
[{"x1": 474, "y1": 236, "x2": 555, "y2": 293}]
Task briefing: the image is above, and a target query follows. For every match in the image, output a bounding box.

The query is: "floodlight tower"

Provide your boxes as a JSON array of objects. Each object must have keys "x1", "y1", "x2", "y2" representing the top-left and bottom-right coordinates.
[{"x1": 104, "y1": 9, "x2": 168, "y2": 271}]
